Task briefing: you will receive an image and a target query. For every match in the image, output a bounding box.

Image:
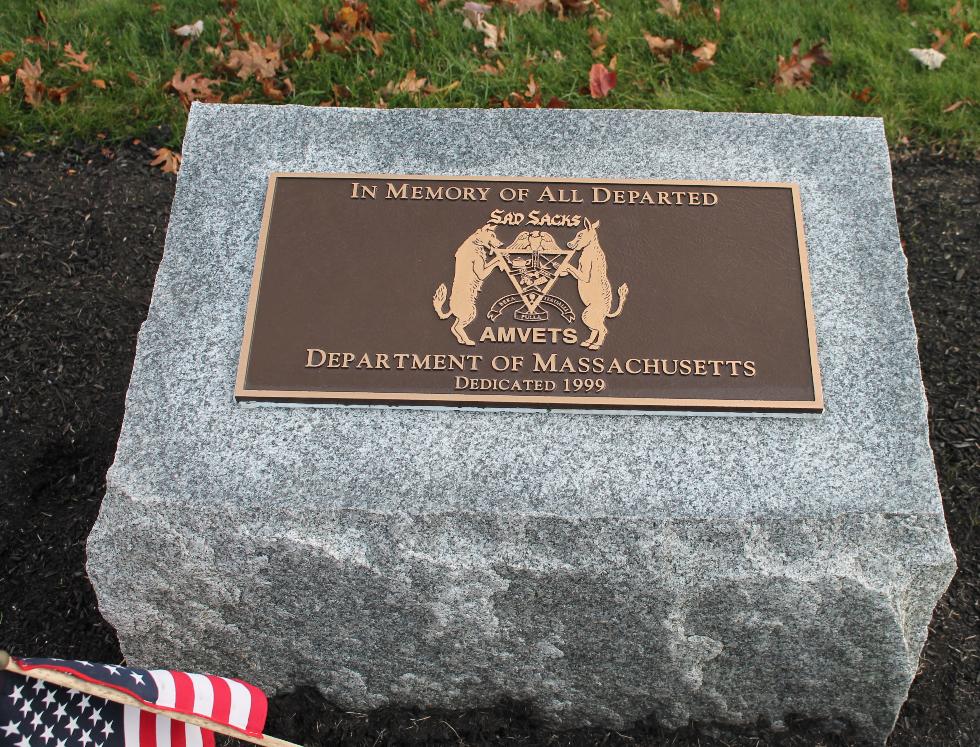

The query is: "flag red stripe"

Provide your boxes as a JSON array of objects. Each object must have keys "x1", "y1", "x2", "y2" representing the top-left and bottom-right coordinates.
[
  {"x1": 236, "y1": 678, "x2": 267, "y2": 735},
  {"x1": 208, "y1": 675, "x2": 232, "y2": 727},
  {"x1": 201, "y1": 726, "x2": 216, "y2": 747},
  {"x1": 170, "y1": 671, "x2": 195, "y2": 747},
  {"x1": 140, "y1": 708, "x2": 158, "y2": 747},
  {"x1": 171, "y1": 717, "x2": 187, "y2": 747}
]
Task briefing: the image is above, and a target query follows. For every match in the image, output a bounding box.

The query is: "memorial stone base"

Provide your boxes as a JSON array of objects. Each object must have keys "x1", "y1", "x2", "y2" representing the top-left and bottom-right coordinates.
[{"x1": 87, "y1": 105, "x2": 955, "y2": 743}]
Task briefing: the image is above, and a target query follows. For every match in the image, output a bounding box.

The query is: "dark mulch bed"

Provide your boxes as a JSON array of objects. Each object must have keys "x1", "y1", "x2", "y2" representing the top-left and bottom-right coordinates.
[{"x1": 0, "y1": 144, "x2": 976, "y2": 746}]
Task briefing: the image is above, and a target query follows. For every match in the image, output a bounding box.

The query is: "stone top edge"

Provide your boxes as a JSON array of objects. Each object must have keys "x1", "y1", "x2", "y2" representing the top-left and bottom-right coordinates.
[{"x1": 186, "y1": 101, "x2": 886, "y2": 129}]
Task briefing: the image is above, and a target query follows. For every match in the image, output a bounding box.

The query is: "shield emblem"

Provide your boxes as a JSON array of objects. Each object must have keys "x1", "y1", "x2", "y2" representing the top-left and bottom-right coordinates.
[{"x1": 490, "y1": 231, "x2": 576, "y2": 322}]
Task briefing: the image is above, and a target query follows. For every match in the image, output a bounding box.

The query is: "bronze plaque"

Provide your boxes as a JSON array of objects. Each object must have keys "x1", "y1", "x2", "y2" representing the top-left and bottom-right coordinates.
[{"x1": 236, "y1": 173, "x2": 822, "y2": 413}]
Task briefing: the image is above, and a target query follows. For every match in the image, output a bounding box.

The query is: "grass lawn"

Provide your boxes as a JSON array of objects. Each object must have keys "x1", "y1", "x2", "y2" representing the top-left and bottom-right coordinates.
[{"x1": 0, "y1": 0, "x2": 977, "y2": 151}]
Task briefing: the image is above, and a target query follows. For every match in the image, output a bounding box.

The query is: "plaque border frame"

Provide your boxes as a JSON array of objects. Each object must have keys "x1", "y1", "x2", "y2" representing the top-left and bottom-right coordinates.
[{"x1": 235, "y1": 173, "x2": 824, "y2": 414}]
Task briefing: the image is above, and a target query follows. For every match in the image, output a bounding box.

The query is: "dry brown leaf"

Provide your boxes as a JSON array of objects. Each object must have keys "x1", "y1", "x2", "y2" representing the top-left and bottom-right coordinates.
[
  {"x1": 166, "y1": 69, "x2": 223, "y2": 108},
  {"x1": 897, "y1": 0, "x2": 908, "y2": 11},
  {"x1": 150, "y1": 147, "x2": 181, "y2": 174},
  {"x1": 656, "y1": 0, "x2": 682, "y2": 19},
  {"x1": 774, "y1": 39, "x2": 831, "y2": 89},
  {"x1": 643, "y1": 32, "x2": 680, "y2": 62},
  {"x1": 690, "y1": 38, "x2": 717, "y2": 72},
  {"x1": 417, "y1": 0, "x2": 434, "y2": 14},
  {"x1": 360, "y1": 30, "x2": 393, "y2": 57},
  {"x1": 127, "y1": 71, "x2": 142, "y2": 85},
  {"x1": 477, "y1": 59, "x2": 506, "y2": 75},
  {"x1": 47, "y1": 84, "x2": 78, "y2": 104},
  {"x1": 150, "y1": 3, "x2": 165, "y2": 14},
  {"x1": 514, "y1": 0, "x2": 547, "y2": 12},
  {"x1": 37, "y1": 9, "x2": 48, "y2": 26},
  {"x1": 931, "y1": 28, "x2": 951, "y2": 50},
  {"x1": 226, "y1": 37, "x2": 284, "y2": 80},
  {"x1": 0, "y1": 74, "x2": 11, "y2": 95},
  {"x1": 384, "y1": 69, "x2": 430, "y2": 96},
  {"x1": 462, "y1": 3, "x2": 503, "y2": 49},
  {"x1": 713, "y1": 2, "x2": 721, "y2": 22},
  {"x1": 850, "y1": 86, "x2": 874, "y2": 103},
  {"x1": 61, "y1": 43, "x2": 93, "y2": 73},
  {"x1": 91, "y1": 78, "x2": 107, "y2": 89},
  {"x1": 589, "y1": 61, "x2": 616, "y2": 98},
  {"x1": 588, "y1": 26, "x2": 607, "y2": 57},
  {"x1": 0, "y1": 51, "x2": 15, "y2": 65},
  {"x1": 964, "y1": 31, "x2": 978, "y2": 47},
  {"x1": 15, "y1": 58, "x2": 45, "y2": 107},
  {"x1": 942, "y1": 98, "x2": 974, "y2": 113},
  {"x1": 23, "y1": 36, "x2": 56, "y2": 49}
]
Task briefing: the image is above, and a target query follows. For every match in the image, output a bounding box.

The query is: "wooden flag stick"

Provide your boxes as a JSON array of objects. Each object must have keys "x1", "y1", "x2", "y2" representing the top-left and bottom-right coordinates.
[{"x1": 0, "y1": 651, "x2": 302, "y2": 747}]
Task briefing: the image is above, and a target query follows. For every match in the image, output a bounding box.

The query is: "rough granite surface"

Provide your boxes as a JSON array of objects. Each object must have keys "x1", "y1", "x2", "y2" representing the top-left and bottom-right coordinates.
[{"x1": 87, "y1": 105, "x2": 955, "y2": 743}]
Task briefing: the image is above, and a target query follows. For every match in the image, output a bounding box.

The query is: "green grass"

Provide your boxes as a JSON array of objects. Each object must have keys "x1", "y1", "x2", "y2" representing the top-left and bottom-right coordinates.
[{"x1": 0, "y1": 0, "x2": 977, "y2": 150}]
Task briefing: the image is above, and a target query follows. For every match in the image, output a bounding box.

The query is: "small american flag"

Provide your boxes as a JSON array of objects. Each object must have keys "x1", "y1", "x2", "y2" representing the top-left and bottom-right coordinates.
[{"x1": 1, "y1": 657, "x2": 268, "y2": 747}]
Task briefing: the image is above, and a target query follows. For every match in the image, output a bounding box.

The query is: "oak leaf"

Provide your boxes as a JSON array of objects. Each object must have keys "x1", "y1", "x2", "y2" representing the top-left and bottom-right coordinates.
[
  {"x1": 931, "y1": 28, "x2": 951, "y2": 50},
  {"x1": 15, "y1": 58, "x2": 45, "y2": 107},
  {"x1": 226, "y1": 37, "x2": 284, "y2": 80},
  {"x1": 462, "y1": 3, "x2": 503, "y2": 49},
  {"x1": 1, "y1": 51, "x2": 16, "y2": 64},
  {"x1": 360, "y1": 30, "x2": 393, "y2": 57},
  {"x1": 61, "y1": 43, "x2": 92, "y2": 73},
  {"x1": 774, "y1": 39, "x2": 831, "y2": 89},
  {"x1": 589, "y1": 61, "x2": 616, "y2": 98},
  {"x1": 150, "y1": 147, "x2": 181, "y2": 174},
  {"x1": 166, "y1": 70, "x2": 223, "y2": 108}
]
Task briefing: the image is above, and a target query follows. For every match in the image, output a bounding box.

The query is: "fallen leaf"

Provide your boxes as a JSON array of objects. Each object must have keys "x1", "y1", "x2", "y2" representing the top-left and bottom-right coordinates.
[
  {"x1": 897, "y1": 0, "x2": 908, "y2": 11},
  {"x1": 931, "y1": 28, "x2": 951, "y2": 50},
  {"x1": 15, "y1": 58, "x2": 45, "y2": 107},
  {"x1": 774, "y1": 39, "x2": 831, "y2": 89},
  {"x1": 261, "y1": 76, "x2": 293, "y2": 101},
  {"x1": 417, "y1": 0, "x2": 434, "y2": 13},
  {"x1": 47, "y1": 84, "x2": 78, "y2": 104},
  {"x1": 949, "y1": 1, "x2": 962, "y2": 18},
  {"x1": 515, "y1": 0, "x2": 547, "y2": 12},
  {"x1": 588, "y1": 26, "x2": 607, "y2": 57},
  {"x1": 174, "y1": 20, "x2": 205, "y2": 39},
  {"x1": 150, "y1": 3, "x2": 164, "y2": 14},
  {"x1": 150, "y1": 147, "x2": 181, "y2": 174},
  {"x1": 908, "y1": 47, "x2": 946, "y2": 69},
  {"x1": 965, "y1": 31, "x2": 977, "y2": 47},
  {"x1": 545, "y1": 95, "x2": 568, "y2": 107},
  {"x1": 713, "y1": 2, "x2": 721, "y2": 22},
  {"x1": 360, "y1": 30, "x2": 393, "y2": 57},
  {"x1": 476, "y1": 59, "x2": 506, "y2": 75},
  {"x1": 91, "y1": 78, "x2": 107, "y2": 89},
  {"x1": 226, "y1": 37, "x2": 284, "y2": 80},
  {"x1": 23, "y1": 36, "x2": 56, "y2": 49},
  {"x1": 690, "y1": 39, "x2": 717, "y2": 71},
  {"x1": 462, "y1": 3, "x2": 503, "y2": 49},
  {"x1": 0, "y1": 51, "x2": 15, "y2": 64},
  {"x1": 61, "y1": 43, "x2": 92, "y2": 73},
  {"x1": 942, "y1": 98, "x2": 974, "y2": 112},
  {"x1": 643, "y1": 33, "x2": 680, "y2": 62},
  {"x1": 589, "y1": 61, "x2": 616, "y2": 98},
  {"x1": 0, "y1": 74, "x2": 10, "y2": 95},
  {"x1": 850, "y1": 86, "x2": 874, "y2": 103},
  {"x1": 656, "y1": 0, "x2": 682, "y2": 19},
  {"x1": 384, "y1": 69, "x2": 430, "y2": 95},
  {"x1": 37, "y1": 9, "x2": 48, "y2": 26},
  {"x1": 166, "y1": 69, "x2": 223, "y2": 108},
  {"x1": 330, "y1": 1, "x2": 373, "y2": 32},
  {"x1": 552, "y1": 48, "x2": 565, "y2": 60}
]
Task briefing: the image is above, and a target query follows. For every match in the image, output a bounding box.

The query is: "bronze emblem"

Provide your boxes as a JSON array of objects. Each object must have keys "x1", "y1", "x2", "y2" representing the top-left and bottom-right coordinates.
[{"x1": 236, "y1": 173, "x2": 822, "y2": 413}]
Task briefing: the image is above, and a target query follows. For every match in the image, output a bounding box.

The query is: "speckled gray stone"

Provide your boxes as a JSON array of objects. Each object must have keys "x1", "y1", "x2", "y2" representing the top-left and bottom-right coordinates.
[{"x1": 87, "y1": 105, "x2": 955, "y2": 743}]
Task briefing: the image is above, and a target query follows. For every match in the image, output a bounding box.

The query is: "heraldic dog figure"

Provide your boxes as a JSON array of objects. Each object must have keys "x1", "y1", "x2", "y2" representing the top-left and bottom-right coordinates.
[
  {"x1": 433, "y1": 224, "x2": 504, "y2": 346},
  {"x1": 562, "y1": 218, "x2": 629, "y2": 350}
]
